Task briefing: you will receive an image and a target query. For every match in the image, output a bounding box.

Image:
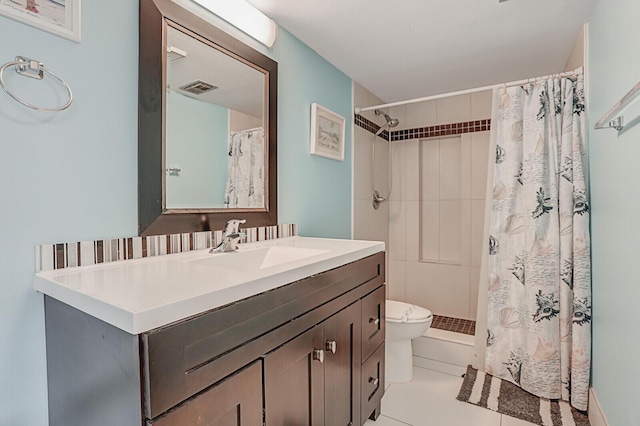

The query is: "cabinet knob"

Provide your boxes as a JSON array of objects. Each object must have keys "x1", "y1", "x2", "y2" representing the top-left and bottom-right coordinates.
[
  {"x1": 369, "y1": 377, "x2": 379, "y2": 387},
  {"x1": 369, "y1": 317, "x2": 380, "y2": 325},
  {"x1": 313, "y1": 349, "x2": 324, "y2": 363},
  {"x1": 325, "y1": 340, "x2": 337, "y2": 354}
]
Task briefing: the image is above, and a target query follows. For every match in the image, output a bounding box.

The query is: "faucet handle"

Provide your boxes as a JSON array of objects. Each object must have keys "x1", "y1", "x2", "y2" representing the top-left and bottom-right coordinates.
[
  {"x1": 224, "y1": 219, "x2": 247, "y2": 235},
  {"x1": 228, "y1": 231, "x2": 247, "y2": 241}
]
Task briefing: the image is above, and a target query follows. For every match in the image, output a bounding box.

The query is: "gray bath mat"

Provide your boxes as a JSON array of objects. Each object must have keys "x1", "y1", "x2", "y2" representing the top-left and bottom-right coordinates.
[{"x1": 456, "y1": 365, "x2": 590, "y2": 426}]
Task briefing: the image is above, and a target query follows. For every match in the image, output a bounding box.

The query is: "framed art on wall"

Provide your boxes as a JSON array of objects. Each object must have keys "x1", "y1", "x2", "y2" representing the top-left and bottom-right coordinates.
[
  {"x1": 310, "y1": 102, "x2": 345, "y2": 161},
  {"x1": 0, "y1": 0, "x2": 81, "y2": 42}
]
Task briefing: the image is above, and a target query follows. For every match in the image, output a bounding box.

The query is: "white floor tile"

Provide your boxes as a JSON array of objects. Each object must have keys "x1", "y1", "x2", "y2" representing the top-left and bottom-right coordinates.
[
  {"x1": 412, "y1": 356, "x2": 468, "y2": 377},
  {"x1": 379, "y1": 366, "x2": 501, "y2": 426},
  {"x1": 364, "y1": 414, "x2": 411, "y2": 426},
  {"x1": 372, "y1": 362, "x2": 539, "y2": 426},
  {"x1": 500, "y1": 414, "x2": 539, "y2": 426}
]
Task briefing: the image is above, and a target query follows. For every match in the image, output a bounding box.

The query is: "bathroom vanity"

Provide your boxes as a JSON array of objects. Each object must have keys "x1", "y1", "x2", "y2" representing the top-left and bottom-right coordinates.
[{"x1": 35, "y1": 237, "x2": 386, "y2": 426}]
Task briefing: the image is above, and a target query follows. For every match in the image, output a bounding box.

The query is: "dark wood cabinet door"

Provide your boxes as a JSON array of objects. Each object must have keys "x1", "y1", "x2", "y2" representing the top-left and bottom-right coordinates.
[
  {"x1": 149, "y1": 361, "x2": 263, "y2": 426},
  {"x1": 264, "y1": 326, "x2": 325, "y2": 425},
  {"x1": 324, "y1": 301, "x2": 362, "y2": 426}
]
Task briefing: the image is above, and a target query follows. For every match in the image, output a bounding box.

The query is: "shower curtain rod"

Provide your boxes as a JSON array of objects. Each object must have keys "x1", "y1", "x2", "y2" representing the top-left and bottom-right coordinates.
[{"x1": 354, "y1": 67, "x2": 583, "y2": 114}]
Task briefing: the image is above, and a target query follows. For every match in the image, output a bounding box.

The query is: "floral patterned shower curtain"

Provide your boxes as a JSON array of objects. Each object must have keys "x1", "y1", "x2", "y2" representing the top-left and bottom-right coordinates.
[
  {"x1": 224, "y1": 127, "x2": 265, "y2": 208},
  {"x1": 485, "y1": 74, "x2": 591, "y2": 411}
]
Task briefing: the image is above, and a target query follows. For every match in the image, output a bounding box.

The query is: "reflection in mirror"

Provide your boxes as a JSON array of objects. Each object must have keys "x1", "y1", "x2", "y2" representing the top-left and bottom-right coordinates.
[
  {"x1": 165, "y1": 25, "x2": 266, "y2": 210},
  {"x1": 138, "y1": 0, "x2": 278, "y2": 237}
]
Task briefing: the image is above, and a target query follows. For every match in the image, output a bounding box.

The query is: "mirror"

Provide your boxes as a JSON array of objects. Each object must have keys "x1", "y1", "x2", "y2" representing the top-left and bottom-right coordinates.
[
  {"x1": 139, "y1": 0, "x2": 278, "y2": 236},
  {"x1": 165, "y1": 25, "x2": 265, "y2": 210}
]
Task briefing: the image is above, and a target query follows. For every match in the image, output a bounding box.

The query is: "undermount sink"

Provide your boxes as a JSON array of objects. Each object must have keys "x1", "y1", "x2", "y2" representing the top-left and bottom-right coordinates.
[{"x1": 188, "y1": 245, "x2": 329, "y2": 271}]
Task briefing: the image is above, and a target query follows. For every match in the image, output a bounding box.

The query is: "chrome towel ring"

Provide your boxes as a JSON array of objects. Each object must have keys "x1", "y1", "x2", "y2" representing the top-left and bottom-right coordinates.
[{"x1": 0, "y1": 56, "x2": 73, "y2": 112}]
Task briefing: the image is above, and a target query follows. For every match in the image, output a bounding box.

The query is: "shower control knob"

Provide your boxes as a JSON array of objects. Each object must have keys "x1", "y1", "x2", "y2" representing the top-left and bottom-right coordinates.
[
  {"x1": 325, "y1": 340, "x2": 337, "y2": 354},
  {"x1": 369, "y1": 377, "x2": 379, "y2": 386},
  {"x1": 369, "y1": 317, "x2": 380, "y2": 325},
  {"x1": 313, "y1": 349, "x2": 324, "y2": 364}
]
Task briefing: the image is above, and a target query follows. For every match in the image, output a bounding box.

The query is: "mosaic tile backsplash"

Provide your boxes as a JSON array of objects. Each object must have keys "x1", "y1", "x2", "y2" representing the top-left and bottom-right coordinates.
[{"x1": 35, "y1": 223, "x2": 298, "y2": 272}]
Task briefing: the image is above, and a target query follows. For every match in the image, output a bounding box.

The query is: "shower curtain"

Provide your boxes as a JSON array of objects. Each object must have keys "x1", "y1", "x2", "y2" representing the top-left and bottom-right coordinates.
[
  {"x1": 484, "y1": 74, "x2": 591, "y2": 411},
  {"x1": 224, "y1": 127, "x2": 265, "y2": 208}
]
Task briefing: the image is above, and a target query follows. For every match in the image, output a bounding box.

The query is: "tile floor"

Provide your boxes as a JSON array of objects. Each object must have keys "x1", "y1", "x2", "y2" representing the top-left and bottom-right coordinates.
[{"x1": 364, "y1": 365, "x2": 537, "y2": 426}]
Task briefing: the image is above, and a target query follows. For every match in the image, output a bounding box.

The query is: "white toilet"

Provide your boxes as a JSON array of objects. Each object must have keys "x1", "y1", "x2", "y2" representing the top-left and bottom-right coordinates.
[{"x1": 385, "y1": 300, "x2": 433, "y2": 382}]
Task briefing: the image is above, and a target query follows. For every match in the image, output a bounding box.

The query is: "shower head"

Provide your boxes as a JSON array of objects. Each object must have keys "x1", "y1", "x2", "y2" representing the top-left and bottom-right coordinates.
[
  {"x1": 375, "y1": 109, "x2": 399, "y2": 127},
  {"x1": 374, "y1": 109, "x2": 399, "y2": 136}
]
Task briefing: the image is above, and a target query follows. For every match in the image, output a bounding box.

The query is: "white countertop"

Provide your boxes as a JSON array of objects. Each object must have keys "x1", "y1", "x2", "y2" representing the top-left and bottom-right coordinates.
[{"x1": 34, "y1": 236, "x2": 385, "y2": 334}]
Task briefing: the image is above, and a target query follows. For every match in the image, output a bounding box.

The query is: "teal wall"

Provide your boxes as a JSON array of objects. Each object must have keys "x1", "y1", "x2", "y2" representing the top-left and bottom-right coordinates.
[
  {"x1": 165, "y1": 90, "x2": 228, "y2": 208},
  {"x1": 0, "y1": 2, "x2": 352, "y2": 424},
  {"x1": 269, "y1": 29, "x2": 353, "y2": 239},
  {"x1": 0, "y1": 2, "x2": 139, "y2": 425},
  {"x1": 588, "y1": 0, "x2": 640, "y2": 424}
]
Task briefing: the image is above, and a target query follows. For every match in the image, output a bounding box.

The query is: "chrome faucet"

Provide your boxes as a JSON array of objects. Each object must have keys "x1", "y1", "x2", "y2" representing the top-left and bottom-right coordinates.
[{"x1": 210, "y1": 219, "x2": 247, "y2": 253}]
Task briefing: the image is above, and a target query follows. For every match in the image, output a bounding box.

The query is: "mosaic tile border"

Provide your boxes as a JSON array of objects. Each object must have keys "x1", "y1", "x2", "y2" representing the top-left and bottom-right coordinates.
[
  {"x1": 354, "y1": 114, "x2": 390, "y2": 139},
  {"x1": 355, "y1": 114, "x2": 490, "y2": 141},
  {"x1": 431, "y1": 314, "x2": 476, "y2": 336},
  {"x1": 35, "y1": 223, "x2": 298, "y2": 273},
  {"x1": 391, "y1": 119, "x2": 491, "y2": 141}
]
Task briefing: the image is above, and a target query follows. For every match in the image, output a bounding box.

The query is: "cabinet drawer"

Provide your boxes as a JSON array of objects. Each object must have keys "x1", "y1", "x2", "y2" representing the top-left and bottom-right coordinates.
[
  {"x1": 361, "y1": 342, "x2": 385, "y2": 424},
  {"x1": 361, "y1": 285, "x2": 385, "y2": 362},
  {"x1": 148, "y1": 361, "x2": 263, "y2": 426}
]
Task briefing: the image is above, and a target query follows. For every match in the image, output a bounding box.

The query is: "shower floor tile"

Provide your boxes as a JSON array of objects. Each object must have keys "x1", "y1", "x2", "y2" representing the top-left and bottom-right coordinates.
[{"x1": 431, "y1": 314, "x2": 476, "y2": 335}]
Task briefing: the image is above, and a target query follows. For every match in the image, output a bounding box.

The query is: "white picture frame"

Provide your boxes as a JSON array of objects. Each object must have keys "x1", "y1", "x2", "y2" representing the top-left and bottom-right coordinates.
[
  {"x1": 0, "y1": 0, "x2": 81, "y2": 43},
  {"x1": 310, "y1": 103, "x2": 345, "y2": 161}
]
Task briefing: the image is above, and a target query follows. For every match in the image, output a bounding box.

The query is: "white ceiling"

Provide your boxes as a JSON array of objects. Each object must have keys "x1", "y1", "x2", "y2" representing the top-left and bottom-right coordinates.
[
  {"x1": 246, "y1": 0, "x2": 597, "y2": 105},
  {"x1": 167, "y1": 25, "x2": 264, "y2": 118}
]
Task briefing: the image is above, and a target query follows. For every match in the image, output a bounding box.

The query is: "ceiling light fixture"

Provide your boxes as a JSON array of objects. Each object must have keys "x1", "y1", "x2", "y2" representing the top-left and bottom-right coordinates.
[
  {"x1": 192, "y1": 0, "x2": 278, "y2": 48},
  {"x1": 167, "y1": 45, "x2": 187, "y2": 62}
]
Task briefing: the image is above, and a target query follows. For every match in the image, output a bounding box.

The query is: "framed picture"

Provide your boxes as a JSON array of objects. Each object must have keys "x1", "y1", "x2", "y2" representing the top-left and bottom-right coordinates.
[
  {"x1": 310, "y1": 103, "x2": 345, "y2": 161},
  {"x1": 0, "y1": 0, "x2": 81, "y2": 43}
]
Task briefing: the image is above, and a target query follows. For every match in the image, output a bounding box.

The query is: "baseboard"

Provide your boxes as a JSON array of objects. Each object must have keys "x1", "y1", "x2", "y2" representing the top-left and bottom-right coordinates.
[{"x1": 588, "y1": 387, "x2": 608, "y2": 426}]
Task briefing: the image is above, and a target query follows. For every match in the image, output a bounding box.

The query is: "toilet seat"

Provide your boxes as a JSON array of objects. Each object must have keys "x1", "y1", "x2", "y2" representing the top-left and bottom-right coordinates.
[{"x1": 386, "y1": 300, "x2": 432, "y2": 324}]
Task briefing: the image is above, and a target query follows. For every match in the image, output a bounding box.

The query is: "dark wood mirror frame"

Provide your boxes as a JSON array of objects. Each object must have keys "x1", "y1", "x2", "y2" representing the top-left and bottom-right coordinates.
[{"x1": 138, "y1": 0, "x2": 278, "y2": 236}]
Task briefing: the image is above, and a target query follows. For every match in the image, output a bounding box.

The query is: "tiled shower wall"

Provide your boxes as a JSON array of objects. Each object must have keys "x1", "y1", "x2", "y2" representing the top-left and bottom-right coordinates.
[
  {"x1": 353, "y1": 83, "x2": 390, "y2": 287},
  {"x1": 385, "y1": 92, "x2": 492, "y2": 321}
]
